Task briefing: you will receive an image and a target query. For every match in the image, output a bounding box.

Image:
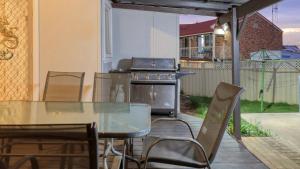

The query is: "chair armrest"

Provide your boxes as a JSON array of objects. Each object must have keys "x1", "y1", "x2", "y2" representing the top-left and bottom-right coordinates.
[
  {"x1": 152, "y1": 118, "x2": 195, "y2": 139},
  {"x1": 11, "y1": 156, "x2": 39, "y2": 169},
  {"x1": 143, "y1": 136, "x2": 211, "y2": 169}
]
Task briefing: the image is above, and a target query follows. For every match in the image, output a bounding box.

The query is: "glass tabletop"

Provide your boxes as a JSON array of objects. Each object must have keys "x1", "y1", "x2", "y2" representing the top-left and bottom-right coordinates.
[{"x1": 0, "y1": 101, "x2": 151, "y2": 138}]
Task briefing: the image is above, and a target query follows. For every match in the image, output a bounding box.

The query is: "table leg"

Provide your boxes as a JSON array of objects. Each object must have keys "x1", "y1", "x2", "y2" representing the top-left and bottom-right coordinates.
[
  {"x1": 103, "y1": 139, "x2": 112, "y2": 169},
  {"x1": 121, "y1": 141, "x2": 126, "y2": 169},
  {"x1": 110, "y1": 139, "x2": 140, "y2": 168}
]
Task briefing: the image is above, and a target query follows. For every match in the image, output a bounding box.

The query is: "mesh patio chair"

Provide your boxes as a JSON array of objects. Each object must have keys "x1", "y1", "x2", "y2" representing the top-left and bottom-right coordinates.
[
  {"x1": 93, "y1": 73, "x2": 131, "y2": 103},
  {"x1": 39, "y1": 71, "x2": 85, "y2": 151},
  {"x1": 43, "y1": 71, "x2": 85, "y2": 101},
  {"x1": 141, "y1": 82, "x2": 244, "y2": 169},
  {"x1": 0, "y1": 123, "x2": 98, "y2": 169},
  {"x1": 92, "y1": 73, "x2": 136, "y2": 167}
]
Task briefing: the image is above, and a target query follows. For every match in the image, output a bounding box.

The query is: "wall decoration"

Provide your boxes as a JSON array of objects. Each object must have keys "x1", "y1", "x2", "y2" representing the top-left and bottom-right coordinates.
[
  {"x1": 0, "y1": 0, "x2": 19, "y2": 60},
  {"x1": 0, "y1": 0, "x2": 31, "y2": 101}
]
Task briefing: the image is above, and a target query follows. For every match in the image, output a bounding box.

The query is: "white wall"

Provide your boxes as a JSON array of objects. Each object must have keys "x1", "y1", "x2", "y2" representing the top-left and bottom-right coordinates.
[
  {"x1": 38, "y1": 0, "x2": 101, "y2": 101},
  {"x1": 112, "y1": 9, "x2": 179, "y2": 69}
]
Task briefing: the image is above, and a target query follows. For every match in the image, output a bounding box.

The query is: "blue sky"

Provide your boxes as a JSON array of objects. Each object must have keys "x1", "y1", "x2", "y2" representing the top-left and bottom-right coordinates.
[{"x1": 180, "y1": 0, "x2": 300, "y2": 47}]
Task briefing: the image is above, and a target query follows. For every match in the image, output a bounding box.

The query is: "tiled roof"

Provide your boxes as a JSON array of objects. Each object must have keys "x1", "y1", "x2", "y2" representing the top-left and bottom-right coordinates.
[{"x1": 180, "y1": 19, "x2": 216, "y2": 36}]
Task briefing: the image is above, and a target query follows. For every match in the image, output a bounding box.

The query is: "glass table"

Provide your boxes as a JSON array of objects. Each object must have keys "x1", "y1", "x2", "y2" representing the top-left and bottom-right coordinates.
[
  {"x1": 0, "y1": 101, "x2": 151, "y2": 169},
  {"x1": 0, "y1": 101, "x2": 151, "y2": 138}
]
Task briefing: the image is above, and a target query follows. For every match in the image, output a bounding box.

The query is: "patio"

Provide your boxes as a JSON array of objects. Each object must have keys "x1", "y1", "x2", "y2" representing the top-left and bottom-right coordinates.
[
  {"x1": 0, "y1": 0, "x2": 284, "y2": 168},
  {"x1": 6, "y1": 114, "x2": 267, "y2": 169}
]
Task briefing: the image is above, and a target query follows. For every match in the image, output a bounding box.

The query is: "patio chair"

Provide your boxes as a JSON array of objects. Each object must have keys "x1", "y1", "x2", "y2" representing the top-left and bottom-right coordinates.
[
  {"x1": 141, "y1": 82, "x2": 244, "y2": 169},
  {"x1": 93, "y1": 73, "x2": 131, "y2": 103},
  {"x1": 0, "y1": 123, "x2": 98, "y2": 169},
  {"x1": 43, "y1": 71, "x2": 85, "y2": 101},
  {"x1": 39, "y1": 71, "x2": 85, "y2": 151},
  {"x1": 92, "y1": 73, "x2": 136, "y2": 166}
]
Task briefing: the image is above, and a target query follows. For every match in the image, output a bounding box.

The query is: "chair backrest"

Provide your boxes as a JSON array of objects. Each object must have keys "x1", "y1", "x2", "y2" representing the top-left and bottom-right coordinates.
[
  {"x1": 196, "y1": 82, "x2": 244, "y2": 163},
  {"x1": 43, "y1": 71, "x2": 85, "y2": 101},
  {"x1": 93, "y1": 73, "x2": 131, "y2": 102},
  {"x1": 0, "y1": 123, "x2": 99, "y2": 169}
]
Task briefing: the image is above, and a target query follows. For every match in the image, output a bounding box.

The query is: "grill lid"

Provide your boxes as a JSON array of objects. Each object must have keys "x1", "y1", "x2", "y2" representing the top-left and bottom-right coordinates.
[{"x1": 131, "y1": 57, "x2": 176, "y2": 71}]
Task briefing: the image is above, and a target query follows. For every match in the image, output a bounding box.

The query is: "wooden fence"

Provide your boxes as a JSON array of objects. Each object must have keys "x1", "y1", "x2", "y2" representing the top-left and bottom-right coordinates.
[{"x1": 180, "y1": 60, "x2": 300, "y2": 104}]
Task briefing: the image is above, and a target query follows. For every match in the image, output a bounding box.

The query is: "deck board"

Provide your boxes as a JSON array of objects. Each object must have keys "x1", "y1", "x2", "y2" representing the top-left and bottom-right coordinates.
[
  {"x1": 243, "y1": 137, "x2": 300, "y2": 169},
  {"x1": 129, "y1": 114, "x2": 268, "y2": 169},
  {"x1": 3, "y1": 113, "x2": 268, "y2": 169}
]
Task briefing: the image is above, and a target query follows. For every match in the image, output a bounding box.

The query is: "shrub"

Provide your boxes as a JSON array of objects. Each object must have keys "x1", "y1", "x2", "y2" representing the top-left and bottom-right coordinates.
[{"x1": 191, "y1": 96, "x2": 271, "y2": 137}]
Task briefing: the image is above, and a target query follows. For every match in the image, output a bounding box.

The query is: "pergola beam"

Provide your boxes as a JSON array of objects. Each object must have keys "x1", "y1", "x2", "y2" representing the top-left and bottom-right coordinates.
[
  {"x1": 219, "y1": 0, "x2": 283, "y2": 24},
  {"x1": 115, "y1": 0, "x2": 231, "y2": 11},
  {"x1": 112, "y1": 3, "x2": 221, "y2": 16}
]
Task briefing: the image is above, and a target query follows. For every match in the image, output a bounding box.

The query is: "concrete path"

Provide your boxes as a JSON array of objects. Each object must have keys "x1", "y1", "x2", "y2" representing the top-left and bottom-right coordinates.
[{"x1": 242, "y1": 113, "x2": 300, "y2": 150}]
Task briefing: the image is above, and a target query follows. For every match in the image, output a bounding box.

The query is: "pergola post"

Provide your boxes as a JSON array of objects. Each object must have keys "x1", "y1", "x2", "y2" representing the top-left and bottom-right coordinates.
[{"x1": 231, "y1": 7, "x2": 241, "y2": 140}]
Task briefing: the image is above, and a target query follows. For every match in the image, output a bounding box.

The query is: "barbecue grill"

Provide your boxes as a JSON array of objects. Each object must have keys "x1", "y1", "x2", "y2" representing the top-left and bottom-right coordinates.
[{"x1": 130, "y1": 57, "x2": 193, "y2": 117}]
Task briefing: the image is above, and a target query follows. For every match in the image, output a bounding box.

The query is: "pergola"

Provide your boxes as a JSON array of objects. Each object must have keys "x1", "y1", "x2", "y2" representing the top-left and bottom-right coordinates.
[{"x1": 112, "y1": 0, "x2": 282, "y2": 139}]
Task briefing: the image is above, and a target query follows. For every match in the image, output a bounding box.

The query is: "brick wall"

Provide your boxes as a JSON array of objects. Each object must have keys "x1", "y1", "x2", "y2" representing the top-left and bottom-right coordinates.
[
  {"x1": 239, "y1": 13, "x2": 283, "y2": 59},
  {"x1": 180, "y1": 13, "x2": 283, "y2": 60}
]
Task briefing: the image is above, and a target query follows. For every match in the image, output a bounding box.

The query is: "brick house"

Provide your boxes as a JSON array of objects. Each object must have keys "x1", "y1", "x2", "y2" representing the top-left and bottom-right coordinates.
[{"x1": 180, "y1": 12, "x2": 283, "y2": 60}]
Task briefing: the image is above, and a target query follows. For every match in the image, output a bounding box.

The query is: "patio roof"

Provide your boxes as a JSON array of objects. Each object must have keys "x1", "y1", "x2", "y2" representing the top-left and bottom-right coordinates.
[
  {"x1": 112, "y1": 0, "x2": 282, "y2": 140},
  {"x1": 112, "y1": 0, "x2": 282, "y2": 24}
]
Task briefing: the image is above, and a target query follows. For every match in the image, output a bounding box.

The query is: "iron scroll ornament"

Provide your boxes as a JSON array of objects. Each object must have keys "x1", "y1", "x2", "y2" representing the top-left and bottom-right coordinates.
[{"x1": 0, "y1": 16, "x2": 19, "y2": 60}]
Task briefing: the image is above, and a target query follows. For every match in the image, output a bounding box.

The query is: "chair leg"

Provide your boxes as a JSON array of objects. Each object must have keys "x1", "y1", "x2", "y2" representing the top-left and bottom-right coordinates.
[
  {"x1": 121, "y1": 142, "x2": 126, "y2": 169},
  {"x1": 130, "y1": 138, "x2": 134, "y2": 155},
  {"x1": 88, "y1": 138, "x2": 98, "y2": 169}
]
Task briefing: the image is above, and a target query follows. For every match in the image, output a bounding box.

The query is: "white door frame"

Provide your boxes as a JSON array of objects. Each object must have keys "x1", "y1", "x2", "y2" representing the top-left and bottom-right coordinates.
[{"x1": 101, "y1": 0, "x2": 113, "y2": 72}]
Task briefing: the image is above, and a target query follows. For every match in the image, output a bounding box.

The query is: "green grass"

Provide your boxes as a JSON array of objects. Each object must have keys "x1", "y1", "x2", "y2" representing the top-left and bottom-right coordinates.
[
  {"x1": 190, "y1": 96, "x2": 299, "y2": 113},
  {"x1": 189, "y1": 96, "x2": 278, "y2": 137},
  {"x1": 241, "y1": 100, "x2": 298, "y2": 113}
]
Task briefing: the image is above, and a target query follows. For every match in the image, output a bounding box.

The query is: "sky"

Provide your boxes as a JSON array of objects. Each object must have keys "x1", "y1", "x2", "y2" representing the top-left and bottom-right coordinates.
[{"x1": 180, "y1": 0, "x2": 300, "y2": 47}]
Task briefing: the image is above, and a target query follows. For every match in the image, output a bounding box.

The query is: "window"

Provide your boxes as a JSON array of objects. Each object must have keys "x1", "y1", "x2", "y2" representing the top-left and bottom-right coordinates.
[
  {"x1": 204, "y1": 34, "x2": 213, "y2": 47},
  {"x1": 197, "y1": 34, "x2": 213, "y2": 53}
]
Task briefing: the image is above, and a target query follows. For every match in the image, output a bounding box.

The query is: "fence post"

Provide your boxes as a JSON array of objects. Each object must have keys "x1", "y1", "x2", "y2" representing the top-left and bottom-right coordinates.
[{"x1": 231, "y1": 7, "x2": 241, "y2": 140}]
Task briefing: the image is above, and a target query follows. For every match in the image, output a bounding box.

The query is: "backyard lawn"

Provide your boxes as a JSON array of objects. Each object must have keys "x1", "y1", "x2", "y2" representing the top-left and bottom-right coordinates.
[
  {"x1": 189, "y1": 96, "x2": 299, "y2": 114},
  {"x1": 182, "y1": 96, "x2": 298, "y2": 137}
]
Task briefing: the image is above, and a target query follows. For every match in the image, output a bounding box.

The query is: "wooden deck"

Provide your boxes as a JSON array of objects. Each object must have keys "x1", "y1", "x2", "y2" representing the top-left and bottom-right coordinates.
[
  {"x1": 243, "y1": 137, "x2": 300, "y2": 169},
  {"x1": 129, "y1": 114, "x2": 268, "y2": 169},
  {"x1": 5, "y1": 114, "x2": 268, "y2": 169}
]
